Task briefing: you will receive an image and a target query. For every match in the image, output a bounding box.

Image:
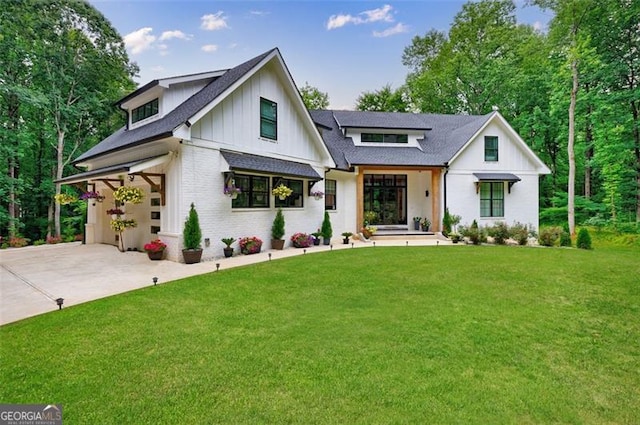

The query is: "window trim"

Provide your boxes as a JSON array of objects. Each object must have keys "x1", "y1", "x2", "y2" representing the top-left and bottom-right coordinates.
[
  {"x1": 480, "y1": 181, "x2": 504, "y2": 218},
  {"x1": 260, "y1": 97, "x2": 277, "y2": 140},
  {"x1": 484, "y1": 136, "x2": 499, "y2": 162}
]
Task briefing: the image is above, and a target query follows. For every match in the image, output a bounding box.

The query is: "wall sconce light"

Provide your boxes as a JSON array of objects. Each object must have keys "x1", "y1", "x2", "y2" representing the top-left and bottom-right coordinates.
[
  {"x1": 56, "y1": 298, "x2": 64, "y2": 310},
  {"x1": 425, "y1": 190, "x2": 430, "y2": 197},
  {"x1": 205, "y1": 238, "x2": 210, "y2": 247}
]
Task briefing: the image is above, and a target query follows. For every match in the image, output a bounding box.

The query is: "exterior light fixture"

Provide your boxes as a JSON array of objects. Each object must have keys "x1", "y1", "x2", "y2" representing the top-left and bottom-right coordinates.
[
  {"x1": 268, "y1": 253, "x2": 272, "y2": 261},
  {"x1": 303, "y1": 249, "x2": 306, "y2": 254},
  {"x1": 56, "y1": 298, "x2": 64, "y2": 310},
  {"x1": 153, "y1": 277, "x2": 158, "y2": 285},
  {"x1": 216, "y1": 263, "x2": 220, "y2": 272},
  {"x1": 351, "y1": 242, "x2": 354, "y2": 248},
  {"x1": 373, "y1": 241, "x2": 376, "y2": 248},
  {"x1": 330, "y1": 244, "x2": 333, "y2": 251}
]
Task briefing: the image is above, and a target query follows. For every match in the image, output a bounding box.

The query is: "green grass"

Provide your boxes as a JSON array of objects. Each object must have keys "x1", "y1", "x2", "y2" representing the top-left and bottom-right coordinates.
[{"x1": 2, "y1": 244, "x2": 639, "y2": 424}]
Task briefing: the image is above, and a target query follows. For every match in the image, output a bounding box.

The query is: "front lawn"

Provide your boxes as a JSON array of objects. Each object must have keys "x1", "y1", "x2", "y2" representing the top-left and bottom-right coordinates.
[{"x1": 1, "y1": 245, "x2": 639, "y2": 423}]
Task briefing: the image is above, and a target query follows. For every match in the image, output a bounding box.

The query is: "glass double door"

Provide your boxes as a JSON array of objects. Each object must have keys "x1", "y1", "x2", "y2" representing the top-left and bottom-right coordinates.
[{"x1": 363, "y1": 174, "x2": 407, "y2": 225}]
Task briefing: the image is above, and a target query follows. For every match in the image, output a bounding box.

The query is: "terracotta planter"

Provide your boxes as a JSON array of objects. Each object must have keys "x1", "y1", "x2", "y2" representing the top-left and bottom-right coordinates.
[
  {"x1": 182, "y1": 248, "x2": 203, "y2": 264},
  {"x1": 147, "y1": 251, "x2": 164, "y2": 261},
  {"x1": 271, "y1": 239, "x2": 285, "y2": 250}
]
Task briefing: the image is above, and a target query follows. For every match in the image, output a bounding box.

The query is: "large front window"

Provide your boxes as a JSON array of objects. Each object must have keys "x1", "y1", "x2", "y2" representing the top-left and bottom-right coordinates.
[
  {"x1": 260, "y1": 98, "x2": 277, "y2": 140},
  {"x1": 480, "y1": 182, "x2": 504, "y2": 217},
  {"x1": 363, "y1": 174, "x2": 407, "y2": 225},
  {"x1": 274, "y1": 178, "x2": 303, "y2": 208},
  {"x1": 232, "y1": 174, "x2": 270, "y2": 208}
]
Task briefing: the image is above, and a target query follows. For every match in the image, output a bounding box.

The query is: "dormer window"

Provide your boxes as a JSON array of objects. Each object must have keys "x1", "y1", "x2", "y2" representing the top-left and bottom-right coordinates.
[
  {"x1": 132, "y1": 98, "x2": 159, "y2": 124},
  {"x1": 362, "y1": 133, "x2": 408, "y2": 144}
]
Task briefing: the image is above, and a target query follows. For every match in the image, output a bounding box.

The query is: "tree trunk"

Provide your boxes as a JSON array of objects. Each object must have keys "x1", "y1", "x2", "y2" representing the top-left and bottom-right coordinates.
[
  {"x1": 584, "y1": 86, "x2": 593, "y2": 199},
  {"x1": 632, "y1": 100, "x2": 640, "y2": 223},
  {"x1": 54, "y1": 129, "x2": 65, "y2": 237},
  {"x1": 568, "y1": 58, "x2": 578, "y2": 236}
]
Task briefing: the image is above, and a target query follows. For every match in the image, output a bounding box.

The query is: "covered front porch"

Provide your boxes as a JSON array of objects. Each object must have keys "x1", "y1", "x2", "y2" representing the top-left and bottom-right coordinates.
[{"x1": 355, "y1": 166, "x2": 443, "y2": 233}]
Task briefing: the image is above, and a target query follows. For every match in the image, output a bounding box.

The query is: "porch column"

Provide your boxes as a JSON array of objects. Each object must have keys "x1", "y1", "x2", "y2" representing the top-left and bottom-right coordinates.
[
  {"x1": 431, "y1": 169, "x2": 442, "y2": 232},
  {"x1": 356, "y1": 168, "x2": 364, "y2": 230}
]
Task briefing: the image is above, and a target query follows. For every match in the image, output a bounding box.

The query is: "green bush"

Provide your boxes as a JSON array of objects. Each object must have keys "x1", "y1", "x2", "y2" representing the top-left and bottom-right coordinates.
[
  {"x1": 465, "y1": 220, "x2": 484, "y2": 245},
  {"x1": 321, "y1": 211, "x2": 332, "y2": 239},
  {"x1": 538, "y1": 226, "x2": 562, "y2": 247},
  {"x1": 271, "y1": 208, "x2": 285, "y2": 240},
  {"x1": 442, "y1": 208, "x2": 452, "y2": 236},
  {"x1": 509, "y1": 222, "x2": 529, "y2": 246},
  {"x1": 577, "y1": 227, "x2": 592, "y2": 250},
  {"x1": 488, "y1": 222, "x2": 509, "y2": 245},
  {"x1": 183, "y1": 203, "x2": 202, "y2": 250},
  {"x1": 33, "y1": 239, "x2": 46, "y2": 246},
  {"x1": 560, "y1": 231, "x2": 572, "y2": 247}
]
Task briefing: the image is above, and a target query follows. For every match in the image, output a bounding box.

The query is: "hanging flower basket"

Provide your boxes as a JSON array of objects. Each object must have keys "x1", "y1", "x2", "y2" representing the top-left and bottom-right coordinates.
[
  {"x1": 224, "y1": 186, "x2": 242, "y2": 199},
  {"x1": 80, "y1": 191, "x2": 105, "y2": 202},
  {"x1": 272, "y1": 184, "x2": 293, "y2": 200},
  {"x1": 54, "y1": 193, "x2": 77, "y2": 205},
  {"x1": 113, "y1": 186, "x2": 144, "y2": 204},
  {"x1": 109, "y1": 218, "x2": 137, "y2": 232},
  {"x1": 311, "y1": 191, "x2": 324, "y2": 200}
]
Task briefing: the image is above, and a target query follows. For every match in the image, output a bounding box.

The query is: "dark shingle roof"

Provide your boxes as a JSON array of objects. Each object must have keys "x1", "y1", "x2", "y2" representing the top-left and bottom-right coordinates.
[
  {"x1": 221, "y1": 151, "x2": 321, "y2": 180},
  {"x1": 74, "y1": 48, "x2": 277, "y2": 164},
  {"x1": 310, "y1": 110, "x2": 493, "y2": 168}
]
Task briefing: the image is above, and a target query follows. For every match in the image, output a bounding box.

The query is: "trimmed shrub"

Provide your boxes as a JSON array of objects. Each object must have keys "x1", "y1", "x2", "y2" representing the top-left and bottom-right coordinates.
[
  {"x1": 488, "y1": 222, "x2": 509, "y2": 245},
  {"x1": 560, "y1": 231, "x2": 572, "y2": 247},
  {"x1": 183, "y1": 203, "x2": 202, "y2": 250},
  {"x1": 466, "y1": 220, "x2": 483, "y2": 245},
  {"x1": 271, "y1": 208, "x2": 285, "y2": 240},
  {"x1": 538, "y1": 226, "x2": 562, "y2": 247},
  {"x1": 321, "y1": 211, "x2": 332, "y2": 239},
  {"x1": 576, "y1": 228, "x2": 592, "y2": 250},
  {"x1": 509, "y1": 222, "x2": 529, "y2": 246}
]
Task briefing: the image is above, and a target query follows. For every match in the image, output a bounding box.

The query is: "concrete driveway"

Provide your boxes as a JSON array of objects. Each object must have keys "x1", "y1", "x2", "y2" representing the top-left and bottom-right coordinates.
[{"x1": 1, "y1": 237, "x2": 449, "y2": 326}]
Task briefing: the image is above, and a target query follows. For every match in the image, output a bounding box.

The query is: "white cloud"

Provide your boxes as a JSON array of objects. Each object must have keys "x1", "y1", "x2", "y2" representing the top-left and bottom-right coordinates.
[
  {"x1": 327, "y1": 4, "x2": 395, "y2": 30},
  {"x1": 150, "y1": 65, "x2": 165, "y2": 73},
  {"x1": 159, "y1": 30, "x2": 192, "y2": 41},
  {"x1": 201, "y1": 12, "x2": 229, "y2": 31},
  {"x1": 373, "y1": 23, "x2": 409, "y2": 38},
  {"x1": 201, "y1": 44, "x2": 218, "y2": 53},
  {"x1": 250, "y1": 10, "x2": 269, "y2": 16},
  {"x1": 123, "y1": 27, "x2": 156, "y2": 54},
  {"x1": 157, "y1": 43, "x2": 169, "y2": 56}
]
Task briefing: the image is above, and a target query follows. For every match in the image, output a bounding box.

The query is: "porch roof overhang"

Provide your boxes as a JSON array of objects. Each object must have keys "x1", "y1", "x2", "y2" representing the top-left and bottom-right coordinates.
[
  {"x1": 473, "y1": 172, "x2": 521, "y2": 193},
  {"x1": 55, "y1": 154, "x2": 172, "y2": 185},
  {"x1": 220, "y1": 150, "x2": 322, "y2": 180}
]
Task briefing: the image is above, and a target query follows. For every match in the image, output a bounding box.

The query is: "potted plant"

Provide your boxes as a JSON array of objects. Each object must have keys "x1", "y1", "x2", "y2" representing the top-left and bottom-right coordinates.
[
  {"x1": 239, "y1": 236, "x2": 262, "y2": 254},
  {"x1": 342, "y1": 232, "x2": 353, "y2": 244},
  {"x1": 450, "y1": 233, "x2": 462, "y2": 244},
  {"x1": 272, "y1": 184, "x2": 293, "y2": 200},
  {"x1": 413, "y1": 217, "x2": 422, "y2": 231},
  {"x1": 310, "y1": 190, "x2": 324, "y2": 200},
  {"x1": 271, "y1": 208, "x2": 285, "y2": 250},
  {"x1": 321, "y1": 211, "x2": 332, "y2": 245},
  {"x1": 221, "y1": 237, "x2": 236, "y2": 258},
  {"x1": 291, "y1": 232, "x2": 313, "y2": 248},
  {"x1": 144, "y1": 239, "x2": 167, "y2": 260},
  {"x1": 311, "y1": 230, "x2": 322, "y2": 246},
  {"x1": 420, "y1": 217, "x2": 431, "y2": 232},
  {"x1": 182, "y1": 203, "x2": 203, "y2": 264},
  {"x1": 110, "y1": 218, "x2": 137, "y2": 252},
  {"x1": 223, "y1": 186, "x2": 241, "y2": 199}
]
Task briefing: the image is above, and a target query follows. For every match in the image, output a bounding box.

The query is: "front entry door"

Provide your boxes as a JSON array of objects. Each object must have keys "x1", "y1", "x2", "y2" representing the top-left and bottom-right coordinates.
[{"x1": 363, "y1": 174, "x2": 407, "y2": 225}]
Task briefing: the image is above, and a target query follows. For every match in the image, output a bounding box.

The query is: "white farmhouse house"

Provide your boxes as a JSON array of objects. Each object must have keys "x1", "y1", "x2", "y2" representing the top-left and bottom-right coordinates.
[{"x1": 58, "y1": 48, "x2": 550, "y2": 262}]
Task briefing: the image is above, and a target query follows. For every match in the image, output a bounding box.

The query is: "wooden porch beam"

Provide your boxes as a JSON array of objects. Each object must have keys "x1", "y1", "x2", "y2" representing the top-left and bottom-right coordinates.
[
  {"x1": 132, "y1": 172, "x2": 166, "y2": 206},
  {"x1": 94, "y1": 178, "x2": 124, "y2": 192}
]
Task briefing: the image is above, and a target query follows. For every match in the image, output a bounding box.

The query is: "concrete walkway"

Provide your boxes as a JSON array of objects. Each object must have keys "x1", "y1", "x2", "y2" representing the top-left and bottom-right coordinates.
[{"x1": 1, "y1": 237, "x2": 451, "y2": 326}]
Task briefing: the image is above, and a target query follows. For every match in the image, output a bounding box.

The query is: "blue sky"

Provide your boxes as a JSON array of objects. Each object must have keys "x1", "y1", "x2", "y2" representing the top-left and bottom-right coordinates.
[{"x1": 90, "y1": 1, "x2": 552, "y2": 110}]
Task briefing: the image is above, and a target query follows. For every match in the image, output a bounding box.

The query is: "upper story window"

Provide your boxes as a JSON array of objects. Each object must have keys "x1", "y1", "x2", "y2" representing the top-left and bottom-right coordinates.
[
  {"x1": 232, "y1": 174, "x2": 270, "y2": 209},
  {"x1": 274, "y1": 177, "x2": 303, "y2": 208},
  {"x1": 260, "y1": 98, "x2": 277, "y2": 140},
  {"x1": 484, "y1": 136, "x2": 498, "y2": 161},
  {"x1": 362, "y1": 133, "x2": 408, "y2": 144},
  {"x1": 132, "y1": 98, "x2": 159, "y2": 124}
]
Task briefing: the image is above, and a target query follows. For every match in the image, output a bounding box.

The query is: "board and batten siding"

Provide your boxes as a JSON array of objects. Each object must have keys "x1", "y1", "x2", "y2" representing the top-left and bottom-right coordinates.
[
  {"x1": 189, "y1": 63, "x2": 325, "y2": 165},
  {"x1": 446, "y1": 120, "x2": 543, "y2": 231}
]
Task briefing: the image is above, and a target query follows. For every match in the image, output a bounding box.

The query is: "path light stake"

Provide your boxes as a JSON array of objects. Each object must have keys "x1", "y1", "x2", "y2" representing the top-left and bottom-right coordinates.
[
  {"x1": 216, "y1": 263, "x2": 220, "y2": 272},
  {"x1": 406, "y1": 240, "x2": 408, "y2": 247},
  {"x1": 153, "y1": 277, "x2": 158, "y2": 286},
  {"x1": 437, "y1": 241, "x2": 439, "y2": 247},
  {"x1": 373, "y1": 241, "x2": 376, "y2": 248},
  {"x1": 268, "y1": 253, "x2": 272, "y2": 261},
  {"x1": 351, "y1": 242, "x2": 354, "y2": 248},
  {"x1": 330, "y1": 244, "x2": 333, "y2": 251},
  {"x1": 303, "y1": 249, "x2": 306, "y2": 255},
  {"x1": 56, "y1": 298, "x2": 64, "y2": 310}
]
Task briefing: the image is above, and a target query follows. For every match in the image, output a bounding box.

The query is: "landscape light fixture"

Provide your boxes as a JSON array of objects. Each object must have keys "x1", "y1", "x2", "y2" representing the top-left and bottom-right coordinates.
[
  {"x1": 268, "y1": 253, "x2": 272, "y2": 261},
  {"x1": 373, "y1": 241, "x2": 376, "y2": 248},
  {"x1": 330, "y1": 244, "x2": 333, "y2": 251},
  {"x1": 303, "y1": 249, "x2": 306, "y2": 255},
  {"x1": 153, "y1": 277, "x2": 158, "y2": 286},
  {"x1": 406, "y1": 241, "x2": 409, "y2": 247},
  {"x1": 216, "y1": 263, "x2": 220, "y2": 272},
  {"x1": 56, "y1": 298, "x2": 64, "y2": 310},
  {"x1": 351, "y1": 242, "x2": 354, "y2": 248}
]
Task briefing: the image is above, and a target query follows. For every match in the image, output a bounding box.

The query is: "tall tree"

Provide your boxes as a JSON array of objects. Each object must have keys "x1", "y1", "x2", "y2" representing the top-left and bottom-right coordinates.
[
  {"x1": 299, "y1": 82, "x2": 329, "y2": 110},
  {"x1": 355, "y1": 85, "x2": 409, "y2": 112}
]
